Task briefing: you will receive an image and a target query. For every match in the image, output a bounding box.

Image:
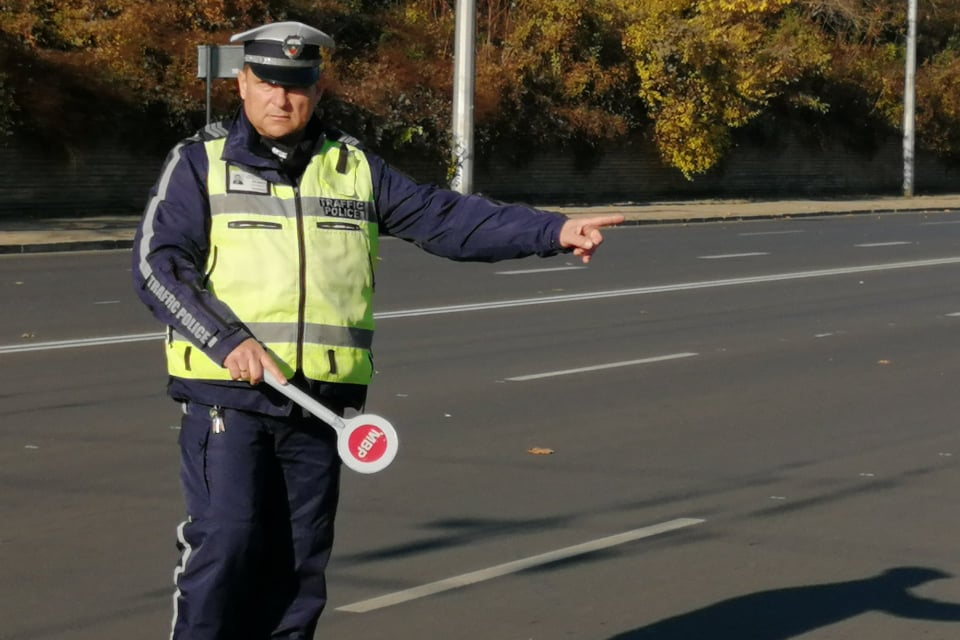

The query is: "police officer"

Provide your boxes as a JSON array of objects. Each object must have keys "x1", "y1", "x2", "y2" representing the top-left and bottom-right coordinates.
[{"x1": 132, "y1": 20, "x2": 622, "y2": 640}]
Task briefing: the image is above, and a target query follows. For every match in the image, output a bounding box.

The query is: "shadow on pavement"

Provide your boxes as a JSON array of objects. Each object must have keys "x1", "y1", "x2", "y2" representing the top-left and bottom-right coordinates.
[{"x1": 609, "y1": 567, "x2": 960, "y2": 639}]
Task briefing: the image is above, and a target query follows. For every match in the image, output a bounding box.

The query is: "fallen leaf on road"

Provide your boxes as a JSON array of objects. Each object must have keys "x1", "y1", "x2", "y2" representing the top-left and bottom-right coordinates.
[{"x1": 527, "y1": 447, "x2": 555, "y2": 455}]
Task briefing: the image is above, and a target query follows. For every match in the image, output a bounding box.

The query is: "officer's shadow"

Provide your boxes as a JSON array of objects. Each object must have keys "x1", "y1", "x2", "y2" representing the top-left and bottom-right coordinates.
[{"x1": 610, "y1": 567, "x2": 960, "y2": 639}]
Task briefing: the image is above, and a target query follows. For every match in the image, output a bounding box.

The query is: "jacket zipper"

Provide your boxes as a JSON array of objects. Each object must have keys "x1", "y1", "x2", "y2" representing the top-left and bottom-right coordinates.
[{"x1": 294, "y1": 184, "x2": 307, "y2": 371}]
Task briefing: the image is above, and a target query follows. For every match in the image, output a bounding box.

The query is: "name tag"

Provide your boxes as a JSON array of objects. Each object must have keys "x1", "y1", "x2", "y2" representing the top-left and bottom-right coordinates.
[{"x1": 227, "y1": 166, "x2": 270, "y2": 195}]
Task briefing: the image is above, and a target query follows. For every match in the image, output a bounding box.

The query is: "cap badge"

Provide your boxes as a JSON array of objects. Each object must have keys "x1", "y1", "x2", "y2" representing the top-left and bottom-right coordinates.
[{"x1": 282, "y1": 35, "x2": 304, "y2": 59}]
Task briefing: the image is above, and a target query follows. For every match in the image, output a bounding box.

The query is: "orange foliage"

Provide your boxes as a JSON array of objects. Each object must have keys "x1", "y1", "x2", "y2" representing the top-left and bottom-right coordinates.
[{"x1": 1, "y1": 0, "x2": 959, "y2": 174}]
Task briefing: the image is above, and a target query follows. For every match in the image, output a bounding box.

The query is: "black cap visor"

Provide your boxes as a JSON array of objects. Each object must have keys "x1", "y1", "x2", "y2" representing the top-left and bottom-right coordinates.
[{"x1": 248, "y1": 63, "x2": 320, "y2": 88}]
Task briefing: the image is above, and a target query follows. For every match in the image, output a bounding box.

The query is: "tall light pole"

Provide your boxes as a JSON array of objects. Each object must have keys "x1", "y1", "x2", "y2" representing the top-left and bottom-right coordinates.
[
  {"x1": 450, "y1": 0, "x2": 476, "y2": 194},
  {"x1": 903, "y1": 0, "x2": 918, "y2": 197}
]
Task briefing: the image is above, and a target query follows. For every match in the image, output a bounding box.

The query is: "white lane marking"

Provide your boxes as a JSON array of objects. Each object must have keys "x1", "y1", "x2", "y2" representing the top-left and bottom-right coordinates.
[
  {"x1": 698, "y1": 252, "x2": 770, "y2": 259},
  {"x1": 336, "y1": 518, "x2": 705, "y2": 613},
  {"x1": 0, "y1": 332, "x2": 164, "y2": 354},
  {"x1": 921, "y1": 220, "x2": 960, "y2": 226},
  {"x1": 738, "y1": 230, "x2": 805, "y2": 237},
  {"x1": 7, "y1": 256, "x2": 960, "y2": 355},
  {"x1": 855, "y1": 241, "x2": 912, "y2": 247},
  {"x1": 946, "y1": 312, "x2": 960, "y2": 317},
  {"x1": 505, "y1": 352, "x2": 698, "y2": 381},
  {"x1": 93, "y1": 300, "x2": 120, "y2": 305},
  {"x1": 376, "y1": 256, "x2": 960, "y2": 318},
  {"x1": 495, "y1": 266, "x2": 587, "y2": 275}
]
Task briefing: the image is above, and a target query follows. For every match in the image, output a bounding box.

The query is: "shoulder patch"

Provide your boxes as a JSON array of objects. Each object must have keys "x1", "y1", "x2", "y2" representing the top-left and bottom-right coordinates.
[
  {"x1": 187, "y1": 120, "x2": 230, "y2": 144},
  {"x1": 201, "y1": 120, "x2": 230, "y2": 141}
]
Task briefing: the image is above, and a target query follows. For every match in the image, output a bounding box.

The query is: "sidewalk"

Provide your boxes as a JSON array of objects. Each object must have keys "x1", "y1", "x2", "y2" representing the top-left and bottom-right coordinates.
[{"x1": 2, "y1": 193, "x2": 960, "y2": 254}]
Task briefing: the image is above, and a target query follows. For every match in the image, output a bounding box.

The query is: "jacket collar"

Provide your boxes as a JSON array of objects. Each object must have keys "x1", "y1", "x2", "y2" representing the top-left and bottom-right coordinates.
[{"x1": 221, "y1": 108, "x2": 328, "y2": 175}]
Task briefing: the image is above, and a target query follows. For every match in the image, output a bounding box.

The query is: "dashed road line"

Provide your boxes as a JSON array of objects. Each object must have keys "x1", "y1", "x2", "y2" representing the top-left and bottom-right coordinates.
[
  {"x1": 698, "y1": 252, "x2": 770, "y2": 259},
  {"x1": 505, "y1": 352, "x2": 698, "y2": 381},
  {"x1": 495, "y1": 266, "x2": 587, "y2": 275},
  {"x1": 855, "y1": 241, "x2": 912, "y2": 247},
  {"x1": 738, "y1": 230, "x2": 805, "y2": 237}
]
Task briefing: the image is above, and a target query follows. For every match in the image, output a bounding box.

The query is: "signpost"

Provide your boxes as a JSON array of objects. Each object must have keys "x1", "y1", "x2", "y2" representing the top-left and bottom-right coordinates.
[{"x1": 196, "y1": 44, "x2": 244, "y2": 124}]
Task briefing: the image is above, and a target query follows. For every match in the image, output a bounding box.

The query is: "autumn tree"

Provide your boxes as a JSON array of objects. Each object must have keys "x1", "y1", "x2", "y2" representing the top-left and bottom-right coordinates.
[
  {"x1": 327, "y1": 0, "x2": 638, "y2": 173},
  {"x1": 477, "y1": 0, "x2": 637, "y2": 160},
  {"x1": 0, "y1": 0, "x2": 359, "y2": 149},
  {"x1": 616, "y1": 0, "x2": 832, "y2": 176},
  {"x1": 1, "y1": 0, "x2": 959, "y2": 176}
]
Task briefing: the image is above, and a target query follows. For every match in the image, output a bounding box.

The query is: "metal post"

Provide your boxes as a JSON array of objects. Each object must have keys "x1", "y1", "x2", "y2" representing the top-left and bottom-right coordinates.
[
  {"x1": 450, "y1": 0, "x2": 476, "y2": 194},
  {"x1": 903, "y1": 0, "x2": 918, "y2": 197},
  {"x1": 205, "y1": 45, "x2": 214, "y2": 125}
]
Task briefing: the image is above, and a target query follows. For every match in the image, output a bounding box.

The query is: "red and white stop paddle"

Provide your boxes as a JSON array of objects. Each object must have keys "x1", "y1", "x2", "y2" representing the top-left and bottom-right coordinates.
[{"x1": 263, "y1": 371, "x2": 399, "y2": 474}]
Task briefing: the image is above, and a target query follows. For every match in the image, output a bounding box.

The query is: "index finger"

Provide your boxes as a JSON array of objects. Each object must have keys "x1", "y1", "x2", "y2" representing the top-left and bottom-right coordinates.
[
  {"x1": 582, "y1": 214, "x2": 625, "y2": 229},
  {"x1": 601, "y1": 214, "x2": 626, "y2": 226}
]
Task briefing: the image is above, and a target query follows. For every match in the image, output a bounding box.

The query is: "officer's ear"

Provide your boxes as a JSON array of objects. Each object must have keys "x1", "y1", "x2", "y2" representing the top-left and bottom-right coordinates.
[{"x1": 237, "y1": 66, "x2": 250, "y2": 100}]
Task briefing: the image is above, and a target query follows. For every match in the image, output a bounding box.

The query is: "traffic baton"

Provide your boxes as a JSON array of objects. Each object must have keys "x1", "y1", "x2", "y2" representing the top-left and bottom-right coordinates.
[{"x1": 263, "y1": 370, "x2": 399, "y2": 474}]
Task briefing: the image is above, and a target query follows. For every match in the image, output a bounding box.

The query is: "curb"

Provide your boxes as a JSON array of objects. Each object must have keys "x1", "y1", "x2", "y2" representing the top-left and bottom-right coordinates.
[
  {"x1": 0, "y1": 239, "x2": 135, "y2": 255},
  {"x1": 611, "y1": 205, "x2": 956, "y2": 227}
]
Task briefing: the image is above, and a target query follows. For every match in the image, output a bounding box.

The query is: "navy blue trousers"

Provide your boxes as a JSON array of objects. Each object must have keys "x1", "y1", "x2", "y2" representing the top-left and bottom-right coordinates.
[{"x1": 171, "y1": 402, "x2": 341, "y2": 640}]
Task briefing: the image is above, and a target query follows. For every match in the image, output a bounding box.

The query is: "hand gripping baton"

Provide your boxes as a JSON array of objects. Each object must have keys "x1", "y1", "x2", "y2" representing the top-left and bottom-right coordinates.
[{"x1": 263, "y1": 370, "x2": 399, "y2": 474}]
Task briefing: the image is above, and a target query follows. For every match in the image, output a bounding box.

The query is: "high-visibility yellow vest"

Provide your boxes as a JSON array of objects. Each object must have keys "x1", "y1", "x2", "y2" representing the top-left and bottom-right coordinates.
[{"x1": 166, "y1": 136, "x2": 378, "y2": 385}]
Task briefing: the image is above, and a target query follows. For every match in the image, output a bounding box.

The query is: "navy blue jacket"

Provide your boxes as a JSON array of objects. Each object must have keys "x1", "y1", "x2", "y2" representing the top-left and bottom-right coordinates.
[{"x1": 132, "y1": 109, "x2": 568, "y2": 414}]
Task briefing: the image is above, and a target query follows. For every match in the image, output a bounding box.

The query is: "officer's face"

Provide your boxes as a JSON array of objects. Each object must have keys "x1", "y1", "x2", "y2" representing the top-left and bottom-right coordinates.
[{"x1": 238, "y1": 67, "x2": 322, "y2": 142}]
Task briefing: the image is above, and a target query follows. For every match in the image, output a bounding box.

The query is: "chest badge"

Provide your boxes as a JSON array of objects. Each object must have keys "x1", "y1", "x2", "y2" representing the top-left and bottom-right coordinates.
[{"x1": 227, "y1": 166, "x2": 270, "y2": 195}]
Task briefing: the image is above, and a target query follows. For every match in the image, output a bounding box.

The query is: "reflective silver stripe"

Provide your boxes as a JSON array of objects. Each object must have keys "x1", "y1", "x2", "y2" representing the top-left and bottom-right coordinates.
[
  {"x1": 244, "y1": 322, "x2": 373, "y2": 349},
  {"x1": 174, "y1": 323, "x2": 373, "y2": 349},
  {"x1": 170, "y1": 519, "x2": 192, "y2": 640},
  {"x1": 303, "y1": 323, "x2": 373, "y2": 350},
  {"x1": 211, "y1": 193, "x2": 376, "y2": 223},
  {"x1": 243, "y1": 54, "x2": 319, "y2": 68},
  {"x1": 210, "y1": 193, "x2": 294, "y2": 218},
  {"x1": 138, "y1": 140, "x2": 189, "y2": 280}
]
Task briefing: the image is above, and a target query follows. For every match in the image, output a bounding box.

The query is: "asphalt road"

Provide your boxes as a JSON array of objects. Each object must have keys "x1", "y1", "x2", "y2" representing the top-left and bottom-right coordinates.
[{"x1": 4, "y1": 210, "x2": 960, "y2": 639}]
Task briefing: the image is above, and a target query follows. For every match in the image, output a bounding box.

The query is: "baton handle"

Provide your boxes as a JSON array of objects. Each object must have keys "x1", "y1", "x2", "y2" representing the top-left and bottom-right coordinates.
[{"x1": 263, "y1": 370, "x2": 345, "y2": 431}]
